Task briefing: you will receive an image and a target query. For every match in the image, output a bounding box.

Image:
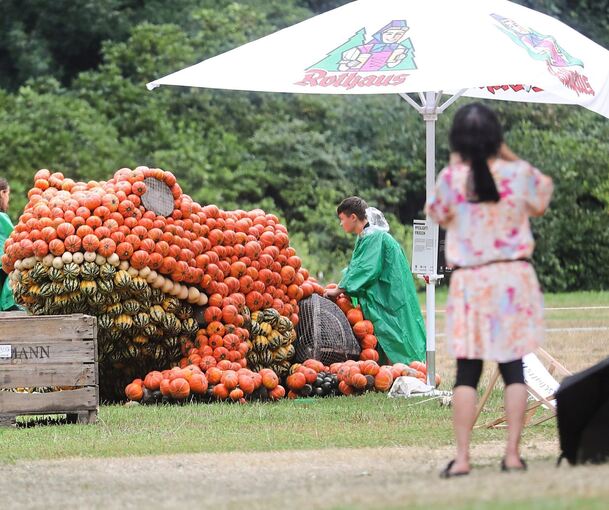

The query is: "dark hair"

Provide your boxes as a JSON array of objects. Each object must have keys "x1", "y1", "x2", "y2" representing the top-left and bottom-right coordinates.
[
  {"x1": 449, "y1": 103, "x2": 502, "y2": 203},
  {"x1": 0, "y1": 178, "x2": 7, "y2": 192},
  {"x1": 337, "y1": 196, "x2": 368, "y2": 221}
]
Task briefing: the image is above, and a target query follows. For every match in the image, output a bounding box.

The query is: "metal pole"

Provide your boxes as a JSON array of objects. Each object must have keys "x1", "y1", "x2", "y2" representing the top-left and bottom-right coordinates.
[
  {"x1": 400, "y1": 90, "x2": 467, "y2": 388},
  {"x1": 424, "y1": 91, "x2": 438, "y2": 388}
]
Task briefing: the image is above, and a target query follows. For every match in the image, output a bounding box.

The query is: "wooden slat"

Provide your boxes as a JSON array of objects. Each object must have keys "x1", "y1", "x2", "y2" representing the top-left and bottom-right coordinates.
[
  {"x1": 67, "y1": 410, "x2": 98, "y2": 424},
  {"x1": 0, "y1": 414, "x2": 16, "y2": 427},
  {"x1": 0, "y1": 364, "x2": 96, "y2": 388},
  {"x1": 0, "y1": 387, "x2": 98, "y2": 414},
  {"x1": 0, "y1": 314, "x2": 96, "y2": 342},
  {"x1": 0, "y1": 341, "x2": 95, "y2": 365}
]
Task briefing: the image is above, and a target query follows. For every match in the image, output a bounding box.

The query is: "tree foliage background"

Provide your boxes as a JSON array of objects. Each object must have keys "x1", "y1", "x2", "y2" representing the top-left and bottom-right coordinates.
[{"x1": 1, "y1": 0, "x2": 608, "y2": 290}]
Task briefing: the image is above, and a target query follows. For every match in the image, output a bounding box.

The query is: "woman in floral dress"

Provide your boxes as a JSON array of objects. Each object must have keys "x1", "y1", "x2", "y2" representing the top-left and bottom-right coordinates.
[{"x1": 426, "y1": 103, "x2": 553, "y2": 477}]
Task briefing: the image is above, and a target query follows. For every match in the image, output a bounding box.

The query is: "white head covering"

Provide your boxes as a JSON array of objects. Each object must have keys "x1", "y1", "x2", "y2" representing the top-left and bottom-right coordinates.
[{"x1": 363, "y1": 207, "x2": 390, "y2": 235}]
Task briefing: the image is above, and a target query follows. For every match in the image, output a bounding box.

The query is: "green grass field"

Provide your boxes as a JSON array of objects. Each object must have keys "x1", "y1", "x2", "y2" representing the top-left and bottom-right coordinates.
[{"x1": 0, "y1": 390, "x2": 534, "y2": 463}]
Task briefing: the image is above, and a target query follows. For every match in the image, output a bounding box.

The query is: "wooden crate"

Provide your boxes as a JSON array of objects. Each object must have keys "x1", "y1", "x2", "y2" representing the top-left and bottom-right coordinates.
[{"x1": 0, "y1": 313, "x2": 98, "y2": 427}]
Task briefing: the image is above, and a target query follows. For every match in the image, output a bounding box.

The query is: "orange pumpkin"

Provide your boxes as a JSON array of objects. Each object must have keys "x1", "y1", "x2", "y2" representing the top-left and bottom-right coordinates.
[
  {"x1": 336, "y1": 364, "x2": 351, "y2": 383},
  {"x1": 80, "y1": 234, "x2": 99, "y2": 252},
  {"x1": 243, "y1": 290, "x2": 262, "y2": 311},
  {"x1": 336, "y1": 296, "x2": 353, "y2": 314},
  {"x1": 261, "y1": 370, "x2": 279, "y2": 390},
  {"x1": 279, "y1": 265, "x2": 295, "y2": 284},
  {"x1": 303, "y1": 359, "x2": 325, "y2": 373},
  {"x1": 206, "y1": 367, "x2": 223, "y2": 385},
  {"x1": 413, "y1": 370, "x2": 426, "y2": 380},
  {"x1": 32, "y1": 239, "x2": 48, "y2": 257},
  {"x1": 207, "y1": 321, "x2": 225, "y2": 337},
  {"x1": 125, "y1": 382, "x2": 143, "y2": 401},
  {"x1": 259, "y1": 231, "x2": 275, "y2": 247},
  {"x1": 360, "y1": 360, "x2": 380, "y2": 376},
  {"x1": 374, "y1": 369, "x2": 394, "y2": 392},
  {"x1": 230, "y1": 261, "x2": 247, "y2": 278},
  {"x1": 213, "y1": 347, "x2": 229, "y2": 361},
  {"x1": 409, "y1": 361, "x2": 427, "y2": 376},
  {"x1": 359, "y1": 348, "x2": 379, "y2": 362},
  {"x1": 144, "y1": 371, "x2": 163, "y2": 391},
  {"x1": 216, "y1": 359, "x2": 232, "y2": 371},
  {"x1": 97, "y1": 237, "x2": 116, "y2": 257},
  {"x1": 212, "y1": 383, "x2": 229, "y2": 400},
  {"x1": 286, "y1": 372, "x2": 306, "y2": 391},
  {"x1": 229, "y1": 388, "x2": 244, "y2": 401},
  {"x1": 203, "y1": 306, "x2": 222, "y2": 324},
  {"x1": 56, "y1": 222, "x2": 75, "y2": 239},
  {"x1": 353, "y1": 320, "x2": 374, "y2": 339},
  {"x1": 209, "y1": 334, "x2": 224, "y2": 349},
  {"x1": 130, "y1": 250, "x2": 150, "y2": 270},
  {"x1": 346, "y1": 308, "x2": 364, "y2": 326},
  {"x1": 221, "y1": 370, "x2": 239, "y2": 390},
  {"x1": 48, "y1": 238, "x2": 65, "y2": 256},
  {"x1": 351, "y1": 373, "x2": 368, "y2": 390},
  {"x1": 189, "y1": 373, "x2": 208, "y2": 394},
  {"x1": 159, "y1": 378, "x2": 172, "y2": 397},
  {"x1": 221, "y1": 305, "x2": 239, "y2": 324},
  {"x1": 338, "y1": 380, "x2": 353, "y2": 396},
  {"x1": 269, "y1": 385, "x2": 286, "y2": 400},
  {"x1": 63, "y1": 234, "x2": 81, "y2": 253},
  {"x1": 116, "y1": 241, "x2": 134, "y2": 260},
  {"x1": 300, "y1": 367, "x2": 318, "y2": 385},
  {"x1": 389, "y1": 365, "x2": 403, "y2": 379},
  {"x1": 361, "y1": 334, "x2": 378, "y2": 350},
  {"x1": 169, "y1": 378, "x2": 190, "y2": 400},
  {"x1": 40, "y1": 226, "x2": 57, "y2": 243},
  {"x1": 238, "y1": 374, "x2": 256, "y2": 395},
  {"x1": 222, "y1": 333, "x2": 240, "y2": 351},
  {"x1": 199, "y1": 355, "x2": 216, "y2": 372}
]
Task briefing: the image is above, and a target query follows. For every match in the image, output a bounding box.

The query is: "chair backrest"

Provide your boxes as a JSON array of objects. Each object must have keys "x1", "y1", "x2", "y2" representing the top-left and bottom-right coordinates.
[{"x1": 523, "y1": 352, "x2": 561, "y2": 407}]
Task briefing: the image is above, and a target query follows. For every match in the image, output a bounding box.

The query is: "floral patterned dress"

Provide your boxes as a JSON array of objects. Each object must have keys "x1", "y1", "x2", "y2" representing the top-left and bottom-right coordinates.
[{"x1": 426, "y1": 160, "x2": 553, "y2": 362}]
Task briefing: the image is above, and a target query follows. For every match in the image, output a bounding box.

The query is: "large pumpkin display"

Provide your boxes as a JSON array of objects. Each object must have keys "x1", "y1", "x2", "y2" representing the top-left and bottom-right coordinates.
[{"x1": 1, "y1": 167, "x2": 323, "y2": 400}]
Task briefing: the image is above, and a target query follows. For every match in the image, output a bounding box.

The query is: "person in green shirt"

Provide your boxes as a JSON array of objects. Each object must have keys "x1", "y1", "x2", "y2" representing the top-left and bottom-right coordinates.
[
  {"x1": 324, "y1": 196, "x2": 426, "y2": 364},
  {"x1": 0, "y1": 178, "x2": 18, "y2": 311}
]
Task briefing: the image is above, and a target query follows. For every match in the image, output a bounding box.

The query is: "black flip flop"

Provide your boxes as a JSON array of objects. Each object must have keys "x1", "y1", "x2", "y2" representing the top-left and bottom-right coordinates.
[
  {"x1": 501, "y1": 457, "x2": 527, "y2": 472},
  {"x1": 439, "y1": 459, "x2": 470, "y2": 479}
]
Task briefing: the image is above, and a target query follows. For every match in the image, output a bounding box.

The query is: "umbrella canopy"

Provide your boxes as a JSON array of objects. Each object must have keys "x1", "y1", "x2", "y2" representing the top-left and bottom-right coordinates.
[
  {"x1": 147, "y1": 0, "x2": 609, "y2": 118},
  {"x1": 556, "y1": 357, "x2": 609, "y2": 465}
]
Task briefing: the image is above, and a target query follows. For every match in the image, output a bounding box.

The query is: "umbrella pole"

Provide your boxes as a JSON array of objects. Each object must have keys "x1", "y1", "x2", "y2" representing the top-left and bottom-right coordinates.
[
  {"x1": 424, "y1": 91, "x2": 439, "y2": 388},
  {"x1": 400, "y1": 89, "x2": 467, "y2": 388}
]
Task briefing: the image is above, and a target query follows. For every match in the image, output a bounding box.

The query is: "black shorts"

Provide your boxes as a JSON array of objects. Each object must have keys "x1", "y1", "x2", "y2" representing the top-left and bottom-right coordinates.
[{"x1": 454, "y1": 359, "x2": 524, "y2": 389}]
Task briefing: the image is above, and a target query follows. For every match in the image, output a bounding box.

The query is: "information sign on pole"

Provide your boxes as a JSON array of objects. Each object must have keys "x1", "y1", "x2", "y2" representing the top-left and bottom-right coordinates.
[{"x1": 411, "y1": 220, "x2": 438, "y2": 275}]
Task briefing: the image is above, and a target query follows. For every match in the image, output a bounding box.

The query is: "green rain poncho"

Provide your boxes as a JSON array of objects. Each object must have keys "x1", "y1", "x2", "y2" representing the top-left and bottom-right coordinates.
[
  {"x1": 339, "y1": 226, "x2": 426, "y2": 364},
  {"x1": 0, "y1": 211, "x2": 16, "y2": 311}
]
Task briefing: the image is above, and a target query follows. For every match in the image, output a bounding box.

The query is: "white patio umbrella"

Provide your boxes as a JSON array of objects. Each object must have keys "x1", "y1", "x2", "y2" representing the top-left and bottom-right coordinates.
[{"x1": 147, "y1": 0, "x2": 609, "y2": 386}]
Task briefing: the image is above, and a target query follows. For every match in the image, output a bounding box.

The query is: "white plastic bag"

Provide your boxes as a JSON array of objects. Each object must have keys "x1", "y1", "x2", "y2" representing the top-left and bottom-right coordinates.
[{"x1": 388, "y1": 376, "x2": 452, "y2": 398}]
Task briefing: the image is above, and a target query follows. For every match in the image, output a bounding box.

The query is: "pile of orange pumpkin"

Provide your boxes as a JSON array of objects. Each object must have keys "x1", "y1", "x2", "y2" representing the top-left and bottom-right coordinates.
[
  {"x1": 285, "y1": 358, "x2": 432, "y2": 397},
  {"x1": 125, "y1": 357, "x2": 431, "y2": 404},
  {"x1": 328, "y1": 285, "x2": 384, "y2": 362},
  {"x1": 324, "y1": 285, "x2": 441, "y2": 387},
  {"x1": 125, "y1": 363, "x2": 286, "y2": 404},
  {"x1": 1, "y1": 167, "x2": 322, "y2": 399}
]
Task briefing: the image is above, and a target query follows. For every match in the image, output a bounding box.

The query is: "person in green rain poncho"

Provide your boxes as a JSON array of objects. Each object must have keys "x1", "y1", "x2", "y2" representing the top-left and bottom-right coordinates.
[
  {"x1": 0, "y1": 178, "x2": 18, "y2": 311},
  {"x1": 324, "y1": 197, "x2": 426, "y2": 364}
]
